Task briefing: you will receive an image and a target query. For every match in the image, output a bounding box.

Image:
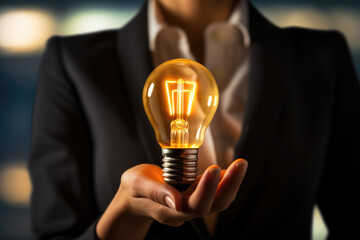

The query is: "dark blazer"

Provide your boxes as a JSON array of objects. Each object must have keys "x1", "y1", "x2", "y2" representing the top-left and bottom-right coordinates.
[{"x1": 29, "y1": 1, "x2": 360, "y2": 239}]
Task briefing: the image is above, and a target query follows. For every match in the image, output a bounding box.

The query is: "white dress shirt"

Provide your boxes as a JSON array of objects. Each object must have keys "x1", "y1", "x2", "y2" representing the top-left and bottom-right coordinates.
[
  {"x1": 147, "y1": 0, "x2": 251, "y2": 234},
  {"x1": 148, "y1": 0, "x2": 251, "y2": 174}
]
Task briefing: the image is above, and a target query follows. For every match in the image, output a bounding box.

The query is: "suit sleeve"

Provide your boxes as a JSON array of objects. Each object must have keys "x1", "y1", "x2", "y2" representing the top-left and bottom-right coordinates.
[
  {"x1": 29, "y1": 37, "x2": 99, "y2": 239},
  {"x1": 317, "y1": 32, "x2": 360, "y2": 239}
]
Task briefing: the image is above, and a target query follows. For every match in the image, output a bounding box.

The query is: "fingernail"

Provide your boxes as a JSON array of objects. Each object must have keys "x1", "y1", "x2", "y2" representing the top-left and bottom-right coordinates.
[
  {"x1": 165, "y1": 196, "x2": 176, "y2": 210},
  {"x1": 235, "y1": 160, "x2": 243, "y2": 167}
]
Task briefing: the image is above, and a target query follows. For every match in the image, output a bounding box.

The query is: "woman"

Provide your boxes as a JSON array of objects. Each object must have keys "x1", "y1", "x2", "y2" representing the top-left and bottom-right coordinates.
[{"x1": 29, "y1": 0, "x2": 360, "y2": 239}]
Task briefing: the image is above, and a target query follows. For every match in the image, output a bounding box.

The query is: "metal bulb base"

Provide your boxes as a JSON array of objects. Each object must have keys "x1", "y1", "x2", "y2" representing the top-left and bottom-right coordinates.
[{"x1": 162, "y1": 148, "x2": 198, "y2": 191}]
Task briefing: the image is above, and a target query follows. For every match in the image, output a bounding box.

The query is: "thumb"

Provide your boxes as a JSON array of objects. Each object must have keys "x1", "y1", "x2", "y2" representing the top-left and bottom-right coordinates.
[{"x1": 123, "y1": 164, "x2": 182, "y2": 211}]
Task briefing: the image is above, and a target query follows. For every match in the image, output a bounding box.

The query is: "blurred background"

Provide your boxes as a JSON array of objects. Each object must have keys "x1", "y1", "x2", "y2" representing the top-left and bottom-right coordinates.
[{"x1": 0, "y1": 0, "x2": 359, "y2": 239}]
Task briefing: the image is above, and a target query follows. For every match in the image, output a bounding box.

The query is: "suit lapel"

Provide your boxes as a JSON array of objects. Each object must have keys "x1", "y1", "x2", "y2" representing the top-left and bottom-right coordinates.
[
  {"x1": 235, "y1": 4, "x2": 285, "y2": 195},
  {"x1": 116, "y1": 1, "x2": 162, "y2": 166},
  {"x1": 216, "y1": 3, "x2": 292, "y2": 236}
]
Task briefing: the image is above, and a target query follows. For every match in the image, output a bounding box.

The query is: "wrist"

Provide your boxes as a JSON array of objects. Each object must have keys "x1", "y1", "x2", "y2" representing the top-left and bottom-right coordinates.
[
  {"x1": 114, "y1": 185, "x2": 154, "y2": 224},
  {"x1": 96, "y1": 185, "x2": 153, "y2": 240}
]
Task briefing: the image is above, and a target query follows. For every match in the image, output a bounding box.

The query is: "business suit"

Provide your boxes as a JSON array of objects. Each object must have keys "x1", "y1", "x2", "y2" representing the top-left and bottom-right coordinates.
[{"x1": 29, "y1": 0, "x2": 360, "y2": 239}]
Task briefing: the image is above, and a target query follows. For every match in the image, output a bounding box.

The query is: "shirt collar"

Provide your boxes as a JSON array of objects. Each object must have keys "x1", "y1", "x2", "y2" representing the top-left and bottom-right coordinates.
[{"x1": 147, "y1": 0, "x2": 251, "y2": 53}]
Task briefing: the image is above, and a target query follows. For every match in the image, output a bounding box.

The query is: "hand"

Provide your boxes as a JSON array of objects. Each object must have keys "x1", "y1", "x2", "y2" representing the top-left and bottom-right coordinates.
[{"x1": 96, "y1": 159, "x2": 248, "y2": 239}]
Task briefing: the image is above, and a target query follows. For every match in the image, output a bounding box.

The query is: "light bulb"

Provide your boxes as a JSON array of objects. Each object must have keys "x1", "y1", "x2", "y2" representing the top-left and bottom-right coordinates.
[{"x1": 143, "y1": 58, "x2": 219, "y2": 190}]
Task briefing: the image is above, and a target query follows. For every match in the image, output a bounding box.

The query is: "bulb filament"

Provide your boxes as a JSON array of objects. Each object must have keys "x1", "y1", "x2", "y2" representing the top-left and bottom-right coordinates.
[{"x1": 165, "y1": 79, "x2": 196, "y2": 148}]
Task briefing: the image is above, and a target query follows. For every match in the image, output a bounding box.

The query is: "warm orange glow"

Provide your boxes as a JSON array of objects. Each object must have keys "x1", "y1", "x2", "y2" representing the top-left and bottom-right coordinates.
[
  {"x1": 165, "y1": 79, "x2": 196, "y2": 117},
  {"x1": 143, "y1": 58, "x2": 219, "y2": 149}
]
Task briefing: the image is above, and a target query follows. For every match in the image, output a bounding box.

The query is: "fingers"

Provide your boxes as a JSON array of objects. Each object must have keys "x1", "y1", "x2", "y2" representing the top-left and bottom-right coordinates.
[
  {"x1": 185, "y1": 165, "x2": 221, "y2": 214},
  {"x1": 121, "y1": 164, "x2": 182, "y2": 211},
  {"x1": 212, "y1": 159, "x2": 248, "y2": 212},
  {"x1": 121, "y1": 159, "x2": 248, "y2": 225}
]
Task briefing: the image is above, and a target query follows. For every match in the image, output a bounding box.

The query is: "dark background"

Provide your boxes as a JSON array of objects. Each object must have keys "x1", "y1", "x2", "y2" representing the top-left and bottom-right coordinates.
[{"x1": 0, "y1": 0, "x2": 358, "y2": 239}]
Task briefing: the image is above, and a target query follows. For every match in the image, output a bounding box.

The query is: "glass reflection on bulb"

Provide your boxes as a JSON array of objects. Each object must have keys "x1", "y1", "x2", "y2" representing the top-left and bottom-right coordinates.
[{"x1": 143, "y1": 58, "x2": 219, "y2": 190}]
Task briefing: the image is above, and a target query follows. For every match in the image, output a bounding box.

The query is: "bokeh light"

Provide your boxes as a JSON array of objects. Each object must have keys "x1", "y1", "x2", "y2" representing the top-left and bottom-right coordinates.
[
  {"x1": 313, "y1": 206, "x2": 328, "y2": 239},
  {"x1": 328, "y1": 9, "x2": 360, "y2": 51},
  {"x1": 0, "y1": 8, "x2": 56, "y2": 55},
  {"x1": 0, "y1": 162, "x2": 31, "y2": 206},
  {"x1": 60, "y1": 7, "x2": 136, "y2": 35},
  {"x1": 260, "y1": 6, "x2": 360, "y2": 51},
  {"x1": 283, "y1": 8, "x2": 331, "y2": 29},
  {"x1": 263, "y1": 6, "x2": 331, "y2": 29}
]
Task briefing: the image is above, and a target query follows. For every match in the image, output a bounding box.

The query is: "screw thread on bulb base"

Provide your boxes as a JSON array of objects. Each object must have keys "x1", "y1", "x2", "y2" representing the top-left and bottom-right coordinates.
[{"x1": 162, "y1": 148, "x2": 198, "y2": 191}]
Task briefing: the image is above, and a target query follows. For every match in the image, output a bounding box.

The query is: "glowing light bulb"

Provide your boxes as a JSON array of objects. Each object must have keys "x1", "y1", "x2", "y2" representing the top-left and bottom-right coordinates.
[{"x1": 143, "y1": 59, "x2": 219, "y2": 190}]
